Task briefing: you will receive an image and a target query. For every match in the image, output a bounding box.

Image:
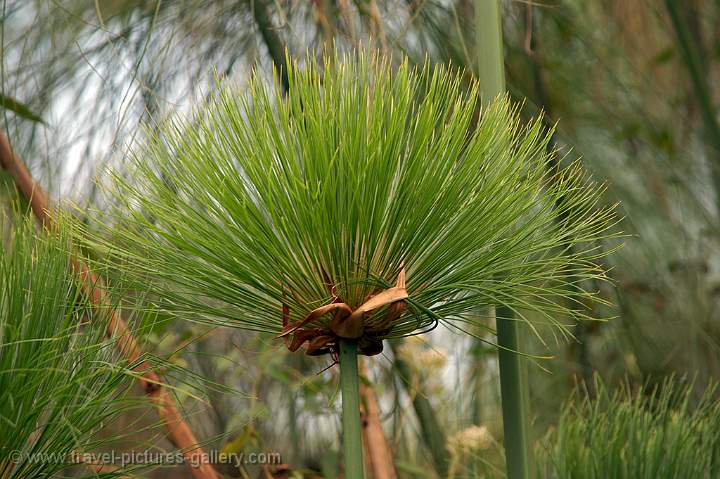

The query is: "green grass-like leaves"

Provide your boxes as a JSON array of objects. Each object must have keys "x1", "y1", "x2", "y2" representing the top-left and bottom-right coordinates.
[
  {"x1": 538, "y1": 378, "x2": 720, "y2": 479},
  {"x1": 79, "y1": 51, "x2": 619, "y2": 349},
  {"x1": 0, "y1": 217, "x2": 137, "y2": 478}
]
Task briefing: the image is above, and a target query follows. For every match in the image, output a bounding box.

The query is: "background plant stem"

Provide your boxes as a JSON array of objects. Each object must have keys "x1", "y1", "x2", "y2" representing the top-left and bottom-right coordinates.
[
  {"x1": 475, "y1": 0, "x2": 505, "y2": 103},
  {"x1": 390, "y1": 340, "x2": 449, "y2": 477},
  {"x1": 359, "y1": 359, "x2": 398, "y2": 479},
  {"x1": 252, "y1": 0, "x2": 290, "y2": 93},
  {"x1": 339, "y1": 339, "x2": 364, "y2": 479},
  {"x1": 476, "y1": 1, "x2": 531, "y2": 478},
  {"x1": 664, "y1": 0, "x2": 720, "y2": 210}
]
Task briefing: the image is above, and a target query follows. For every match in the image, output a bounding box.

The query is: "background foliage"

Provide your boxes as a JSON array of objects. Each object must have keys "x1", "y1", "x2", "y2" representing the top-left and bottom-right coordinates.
[{"x1": 0, "y1": 216, "x2": 141, "y2": 478}]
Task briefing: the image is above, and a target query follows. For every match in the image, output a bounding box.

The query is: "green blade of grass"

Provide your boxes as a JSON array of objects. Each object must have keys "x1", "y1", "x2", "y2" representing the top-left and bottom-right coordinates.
[{"x1": 0, "y1": 93, "x2": 45, "y2": 124}]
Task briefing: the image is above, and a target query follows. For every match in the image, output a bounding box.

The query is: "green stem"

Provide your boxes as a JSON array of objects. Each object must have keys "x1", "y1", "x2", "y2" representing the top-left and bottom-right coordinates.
[
  {"x1": 339, "y1": 339, "x2": 364, "y2": 479},
  {"x1": 496, "y1": 306, "x2": 530, "y2": 479},
  {"x1": 476, "y1": 1, "x2": 531, "y2": 477},
  {"x1": 475, "y1": 0, "x2": 505, "y2": 104}
]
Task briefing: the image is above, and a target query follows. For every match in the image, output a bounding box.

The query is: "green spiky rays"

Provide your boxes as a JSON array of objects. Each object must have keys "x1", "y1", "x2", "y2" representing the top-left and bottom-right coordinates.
[
  {"x1": 77, "y1": 51, "x2": 618, "y2": 477},
  {"x1": 80, "y1": 52, "x2": 617, "y2": 344},
  {"x1": 0, "y1": 217, "x2": 137, "y2": 479}
]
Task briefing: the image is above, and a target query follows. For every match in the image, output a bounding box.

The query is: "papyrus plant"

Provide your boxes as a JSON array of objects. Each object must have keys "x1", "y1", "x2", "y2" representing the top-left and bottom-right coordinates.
[
  {"x1": 0, "y1": 217, "x2": 139, "y2": 478},
  {"x1": 538, "y1": 377, "x2": 720, "y2": 479},
  {"x1": 79, "y1": 52, "x2": 618, "y2": 477}
]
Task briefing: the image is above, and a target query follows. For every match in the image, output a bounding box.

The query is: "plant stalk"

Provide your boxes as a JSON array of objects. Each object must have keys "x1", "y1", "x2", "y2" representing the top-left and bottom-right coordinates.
[
  {"x1": 252, "y1": 0, "x2": 290, "y2": 93},
  {"x1": 475, "y1": 0, "x2": 505, "y2": 103},
  {"x1": 496, "y1": 307, "x2": 530, "y2": 479},
  {"x1": 476, "y1": 1, "x2": 531, "y2": 478},
  {"x1": 339, "y1": 339, "x2": 364, "y2": 479}
]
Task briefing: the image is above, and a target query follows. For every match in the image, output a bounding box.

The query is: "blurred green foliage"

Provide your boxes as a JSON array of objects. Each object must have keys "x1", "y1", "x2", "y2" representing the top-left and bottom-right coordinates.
[{"x1": 537, "y1": 377, "x2": 720, "y2": 479}]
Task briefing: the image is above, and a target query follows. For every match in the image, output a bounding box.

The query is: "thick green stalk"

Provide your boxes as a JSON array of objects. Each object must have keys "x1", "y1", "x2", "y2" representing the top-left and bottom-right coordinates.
[
  {"x1": 475, "y1": 0, "x2": 505, "y2": 103},
  {"x1": 496, "y1": 307, "x2": 530, "y2": 479},
  {"x1": 339, "y1": 339, "x2": 364, "y2": 479},
  {"x1": 476, "y1": 1, "x2": 531, "y2": 478}
]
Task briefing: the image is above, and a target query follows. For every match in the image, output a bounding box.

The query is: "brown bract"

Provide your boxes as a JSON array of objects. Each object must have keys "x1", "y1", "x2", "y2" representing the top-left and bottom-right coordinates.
[{"x1": 278, "y1": 269, "x2": 408, "y2": 356}]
